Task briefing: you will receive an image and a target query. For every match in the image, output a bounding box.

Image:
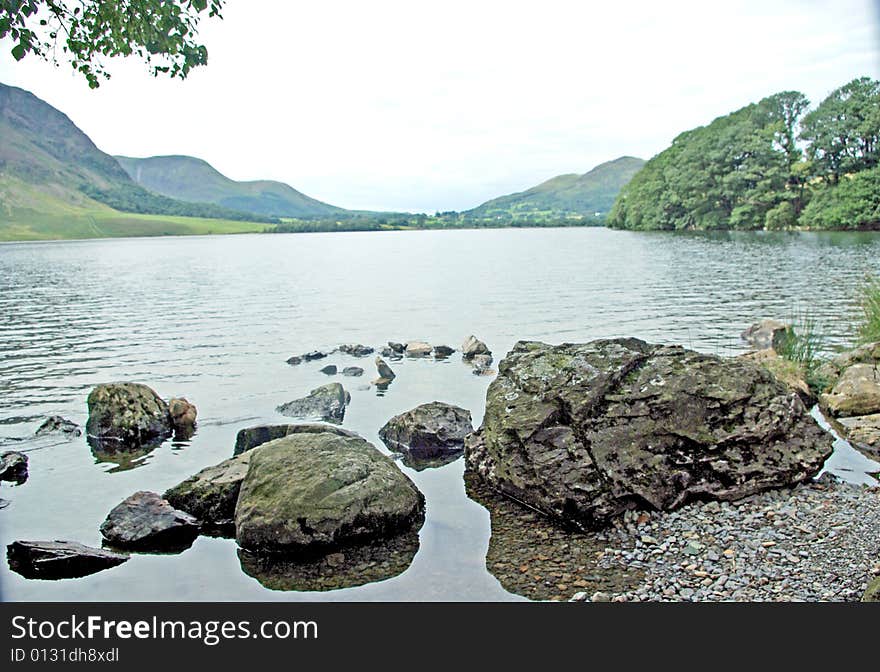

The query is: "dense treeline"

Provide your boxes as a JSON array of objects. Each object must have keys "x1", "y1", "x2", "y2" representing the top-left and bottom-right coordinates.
[
  {"x1": 608, "y1": 77, "x2": 880, "y2": 231},
  {"x1": 80, "y1": 183, "x2": 280, "y2": 224}
]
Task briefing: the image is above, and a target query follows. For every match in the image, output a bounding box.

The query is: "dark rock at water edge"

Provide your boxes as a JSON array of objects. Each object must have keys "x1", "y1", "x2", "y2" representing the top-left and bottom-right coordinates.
[
  {"x1": 275, "y1": 383, "x2": 351, "y2": 424},
  {"x1": 378, "y1": 401, "x2": 473, "y2": 461},
  {"x1": 86, "y1": 382, "x2": 172, "y2": 449},
  {"x1": 319, "y1": 364, "x2": 338, "y2": 375},
  {"x1": 342, "y1": 366, "x2": 364, "y2": 377},
  {"x1": 388, "y1": 342, "x2": 406, "y2": 354},
  {"x1": 35, "y1": 416, "x2": 82, "y2": 437},
  {"x1": 0, "y1": 451, "x2": 28, "y2": 484},
  {"x1": 465, "y1": 338, "x2": 832, "y2": 530},
  {"x1": 238, "y1": 530, "x2": 419, "y2": 592},
  {"x1": 338, "y1": 344, "x2": 375, "y2": 357},
  {"x1": 235, "y1": 432, "x2": 425, "y2": 554},
  {"x1": 7, "y1": 540, "x2": 129, "y2": 580},
  {"x1": 433, "y1": 345, "x2": 455, "y2": 358},
  {"x1": 234, "y1": 423, "x2": 358, "y2": 455},
  {"x1": 100, "y1": 491, "x2": 200, "y2": 551}
]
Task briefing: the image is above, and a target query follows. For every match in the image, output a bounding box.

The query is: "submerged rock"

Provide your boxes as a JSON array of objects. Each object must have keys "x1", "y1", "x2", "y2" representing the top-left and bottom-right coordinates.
[
  {"x1": 100, "y1": 491, "x2": 200, "y2": 551},
  {"x1": 234, "y1": 423, "x2": 358, "y2": 456},
  {"x1": 86, "y1": 382, "x2": 172, "y2": 449},
  {"x1": 168, "y1": 397, "x2": 197, "y2": 439},
  {"x1": 7, "y1": 540, "x2": 128, "y2": 580},
  {"x1": 35, "y1": 416, "x2": 82, "y2": 437},
  {"x1": 338, "y1": 344, "x2": 374, "y2": 357},
  {"x1": 235, "y1": 432, "x2": 425, "y2": 554},
  {"x1": 0, "y1": 451, "x2": 28, "y2": 484},
  {"x1": 342, "y1": 366, "x2": 364, "y2": 377},
  {"x1": 462, "y1": 335, "x2": 491, "y2": 360},
  {"x1": 286, "y1": 355, "x2": 302, "y2": 366},
  {"x1": 164, "y1": 453, "x2": 253, "y2": 532},
  {"x1": 378, "y1": 402, "x2": 473, "y2": 462},
  {"x1": 276, "y1": 383, "x2": 351, "y2": 424},
  {"x1": 741, "y1": 319, "x2": 789, "y2": 351},
  {"x1": 465, "y1": 338, "x2": 831, "y2": 530}
]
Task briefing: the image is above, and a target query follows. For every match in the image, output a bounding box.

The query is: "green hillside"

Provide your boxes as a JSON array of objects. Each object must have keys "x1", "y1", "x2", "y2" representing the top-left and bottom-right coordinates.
[
  {"x1": 464, "y1": 156, "x2": 645, "y2": 223},
  {"x1": 0, "y1": 82, "x2": 275, "y2": 240},
  {"x1": 115, "y1": 155, "x2": 347, "y2": 218}
]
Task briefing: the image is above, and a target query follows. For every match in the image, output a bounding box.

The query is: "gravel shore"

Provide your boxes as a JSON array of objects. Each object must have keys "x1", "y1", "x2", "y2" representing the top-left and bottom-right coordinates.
[
  {"x1": 467, "y1": 474, "x2": 880, "y2": 602},
  {"x1": 579, "y1": 477, "x2": 880, "y2": 602}
]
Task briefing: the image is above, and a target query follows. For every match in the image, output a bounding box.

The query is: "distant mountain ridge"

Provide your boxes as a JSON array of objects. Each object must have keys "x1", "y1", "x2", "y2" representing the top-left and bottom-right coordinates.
[
  {"x1": 0, "y1": 81, "x2": 278, "y2": 233},
  {"x1": 466, "y1": 156, "x2": 645, "y2": 221},
  {"x1": 115, "y1": 155, "x2": 346, "y2": 219}
]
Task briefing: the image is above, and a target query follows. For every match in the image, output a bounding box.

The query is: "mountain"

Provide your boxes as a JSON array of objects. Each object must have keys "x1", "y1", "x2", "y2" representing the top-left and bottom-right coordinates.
[
  {"x1": 465, "y1": 156, "x2": 645, "y2": 222},
  {"x1": 0, "y1": 82, "x2": 279, "y2": 240},
  {"x1": 115, "y1": 155, "x2": 346, "y2": 219}
]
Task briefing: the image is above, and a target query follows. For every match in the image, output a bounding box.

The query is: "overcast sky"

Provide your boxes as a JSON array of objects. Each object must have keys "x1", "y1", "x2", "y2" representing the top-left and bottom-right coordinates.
[{"x1": 1, "y1": 0, "x2": 878, "y2": 212}]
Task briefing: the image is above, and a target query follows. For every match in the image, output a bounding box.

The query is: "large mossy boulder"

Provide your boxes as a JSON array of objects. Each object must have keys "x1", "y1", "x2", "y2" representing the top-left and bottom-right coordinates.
[
  {"x1": 233, "y1": 423, "x2": 357, "y2": 456},
  {"x1": 378, "y1": 402, "x2": 473, "y2": 462},
  {"x1": 86, "y1": 383, "x2": 172, "y2": 448},
  {"x1": 465, "y1": 338, "x2": 832, "y2": 530},
  {"x1": 235, "y1": 432, "x2": 424, "y2": 553}
]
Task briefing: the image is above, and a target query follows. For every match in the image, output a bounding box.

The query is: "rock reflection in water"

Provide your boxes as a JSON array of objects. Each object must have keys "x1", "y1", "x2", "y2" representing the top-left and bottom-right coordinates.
[
  {"x1": 465, "y1": 473, "x2": 643, "y2": 602},
  {"x1": 87, "y1": 436, "x2": 162, "y2": 473},
  {"x1": 238, "y1": 531, "x2": 419, "y2": 592},
  {"x1": 398, "y1": 452, "x2": 462, "y2": 472}
]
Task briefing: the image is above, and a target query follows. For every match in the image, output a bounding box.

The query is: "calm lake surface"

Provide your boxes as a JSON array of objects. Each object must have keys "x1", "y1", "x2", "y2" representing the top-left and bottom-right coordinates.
[{"x1": 1, "y1": 227, "x2": 879, "y2": 601}]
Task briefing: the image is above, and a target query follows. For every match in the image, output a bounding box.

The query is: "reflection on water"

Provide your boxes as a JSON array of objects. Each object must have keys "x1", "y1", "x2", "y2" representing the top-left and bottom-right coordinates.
[
  {"x1": 238, "y1": 531, "x2": 420, "y2": 592},
  {"x1": 1, "y1": 228, "x2": 879, "y2": 601}
]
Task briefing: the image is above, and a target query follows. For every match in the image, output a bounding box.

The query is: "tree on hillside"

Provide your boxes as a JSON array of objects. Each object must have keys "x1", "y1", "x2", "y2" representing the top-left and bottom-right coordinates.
[
  {"x1": 800, "y1": 77, "x2": 880, "y2": 184},
  {"x1": 0, "y1": 0, "x2": 224, "y2": 88}
]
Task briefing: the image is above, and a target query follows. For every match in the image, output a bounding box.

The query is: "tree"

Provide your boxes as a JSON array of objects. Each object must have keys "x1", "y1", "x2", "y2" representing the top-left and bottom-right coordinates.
[
  {"x1": 800, "y1": 77, "x2": 880, "y2": 183},
  {"x1": 0, "y1": 0, "x2": 224, "y2": 88}
]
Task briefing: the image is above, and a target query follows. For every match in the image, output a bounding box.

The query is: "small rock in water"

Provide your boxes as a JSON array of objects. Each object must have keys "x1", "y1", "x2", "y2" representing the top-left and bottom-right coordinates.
[
  {"x1": 0, "y1": 451, "x2": 28, "y2": 484},
  {"x1": 433, "y1": 345, "x2": 455, "y2": 358},
  {"x1": 286, "y1": 356, "x2": 302, "y2": 366},
  {"x1": 7, "y1": 540, "x2": 129, "y2": 580},
  {"x1": 302, "y1": 351, "x2": 328, "y2": 362},
  {"x1": 35, "y1": 416, "x2": 82, "y2": 437},
  {"x1": 375, "y1": 357, "x2": 396, "y2": 381},
  {"x1": 388, "y1": 342, "x2": 406, "y2": 354},
  {"x1": 168, "y1": 397, "x2": 197, "y2": 439},
  {"x1": 320, "y1": 365, "x2": 338, "y2": 375},
  {"x1": 405, "y1": 341, "x2": 432, "y2": 357},
  {"x1": 461, "y1": 335, "x2": 491, "y2": 360},
  {"x1": 276, "y1": 383, "x2": 351, "y2": 424},
  {"x1": 342, "y1": 366, "x2": 364, "y2": 377},
  {"x1": 338, "y1": 344, "x2": 374, "y2": 357},
  {"x1": 100, "y1": 491, "x2": 200, "y2": 551}
]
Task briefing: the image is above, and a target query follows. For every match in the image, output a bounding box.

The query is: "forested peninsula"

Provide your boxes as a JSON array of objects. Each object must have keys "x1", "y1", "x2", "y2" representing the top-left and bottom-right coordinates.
[{"x1": 608, "y1": 77, "x2": 880, "y2": 231}]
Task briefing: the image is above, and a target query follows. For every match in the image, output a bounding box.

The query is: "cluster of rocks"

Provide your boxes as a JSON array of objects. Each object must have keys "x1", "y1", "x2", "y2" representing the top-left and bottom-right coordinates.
[{"x1": 817, "y1": 341, "x2": 880, "y2": 461}]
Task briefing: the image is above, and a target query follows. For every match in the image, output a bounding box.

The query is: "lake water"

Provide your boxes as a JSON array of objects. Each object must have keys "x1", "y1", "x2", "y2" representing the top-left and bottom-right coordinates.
[{"x1": 1, "y1": 227, "x2": 879, "y2": 601}]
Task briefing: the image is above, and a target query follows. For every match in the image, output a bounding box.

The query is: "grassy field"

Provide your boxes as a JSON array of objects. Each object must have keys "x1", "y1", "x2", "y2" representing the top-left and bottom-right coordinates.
[{"x1": 0, "y1": 209, "x2": 268, "y2": 241}]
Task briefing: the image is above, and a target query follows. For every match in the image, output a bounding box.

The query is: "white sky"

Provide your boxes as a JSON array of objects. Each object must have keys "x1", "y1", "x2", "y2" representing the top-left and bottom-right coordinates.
[{"x1": 0, "y1": 0, "x2": 878, "y2": 212}]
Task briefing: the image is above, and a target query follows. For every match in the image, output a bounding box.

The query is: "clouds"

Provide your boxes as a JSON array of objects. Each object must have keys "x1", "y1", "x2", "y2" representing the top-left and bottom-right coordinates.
[{"x1": 0, "y1": 0, "x2": 877, "y2": 211}]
